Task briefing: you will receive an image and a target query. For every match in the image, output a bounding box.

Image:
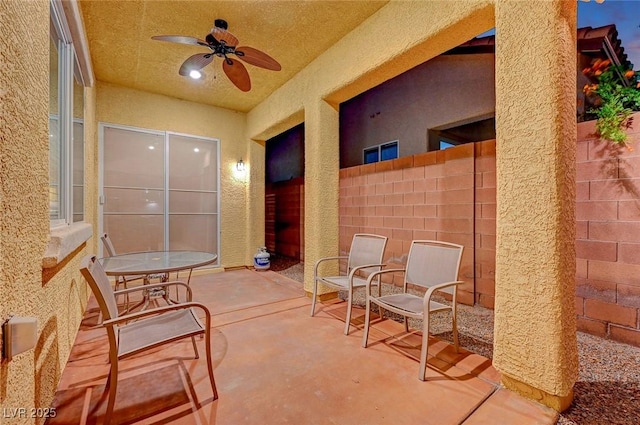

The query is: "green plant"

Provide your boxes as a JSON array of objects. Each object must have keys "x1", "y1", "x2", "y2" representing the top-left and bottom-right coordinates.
[{"x1": 583, "y1": 60, "x2": 640, "y2": 148}]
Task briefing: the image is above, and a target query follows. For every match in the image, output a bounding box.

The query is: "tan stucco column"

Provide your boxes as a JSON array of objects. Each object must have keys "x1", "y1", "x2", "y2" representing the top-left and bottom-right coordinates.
[
  {"x1": 246, "y1": 139, "x2": 266, "y2": 265},
  {"x1": 303, "y1": 99, "x2": 340, "y2": 294},
  {"x1": 493, "y1": 0, "x2": 578, "y2": 411}
]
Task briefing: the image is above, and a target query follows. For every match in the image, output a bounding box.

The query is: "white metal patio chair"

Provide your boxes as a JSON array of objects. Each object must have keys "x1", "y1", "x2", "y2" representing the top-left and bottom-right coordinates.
[
  {"x1": 101, "y1": 233, "x2": 172, "y2": 310},
  {"x1": 100, "y1": 233, "x2": 146, "y2": 291},
  {"x1": 361, "y1": 240, "x2": 464, "y2": 381},
  {"x1": 80, "y1": 255, "x2": 218, "y2": 423},
  {"x1": 311, "y1": 233, "x2": 388, "y2": 335}
]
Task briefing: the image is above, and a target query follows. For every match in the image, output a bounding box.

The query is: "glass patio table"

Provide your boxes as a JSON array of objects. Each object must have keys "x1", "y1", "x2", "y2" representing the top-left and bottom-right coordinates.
[
  {"x1": 100, "y1": 250, "x2": 217, "y2": 279},
  {"x1": 99, "y1": 250, "x2": 217, "y2": 309}
]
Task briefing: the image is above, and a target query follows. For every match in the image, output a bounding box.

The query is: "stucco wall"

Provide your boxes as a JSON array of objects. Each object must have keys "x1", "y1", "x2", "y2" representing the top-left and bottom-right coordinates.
[
  {"x1": 493, "y1": 0, "x2": 577, "y2": 408},
  {"x1": 247, "y1": 1, "x2": 494, "y2": 141},
  {"x1": 266, "y1": 124, "x2": 304, "y2": 184},
  {"x1": 340, "y1": 53, "x2": 495, "y2": 167},
  {"x1": 1, "y1": 0, "x2": 92, "y2": 419},
  {"x1": 96, "y1": 82, "x2": 256, "y2": 267}
]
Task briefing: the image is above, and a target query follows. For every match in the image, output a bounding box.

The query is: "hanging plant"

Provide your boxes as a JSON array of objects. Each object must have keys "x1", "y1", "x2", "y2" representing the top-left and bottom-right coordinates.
[{"x1": 583, "y1": 59, "x2": 640, "y2": 148}]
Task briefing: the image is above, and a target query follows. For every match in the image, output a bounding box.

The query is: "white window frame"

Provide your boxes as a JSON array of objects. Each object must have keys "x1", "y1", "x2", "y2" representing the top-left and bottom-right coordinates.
[
  {"x1": 49, "y1": 0, "x2": 89, "y2": 228},
  {"x1": 363, "y1": 140, "x2": 399, "y2": 164},
  {"x1": 43, "y1": 0, "x2": 94, "y2": 268}
]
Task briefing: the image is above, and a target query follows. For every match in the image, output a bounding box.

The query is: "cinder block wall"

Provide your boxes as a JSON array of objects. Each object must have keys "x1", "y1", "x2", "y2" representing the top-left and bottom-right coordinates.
[
  {"x1": 339, "y1": 144, "x2": 478, "y2": 306},
  {"x1": 339, "y1": 113, "x2": 640, "y2": 347},
  {"x1": 576, "y1": 113, "x2": 640, "y2": 346},
  {"x1": 474, "y1": 140, "x2": 497, "y2": 309}
]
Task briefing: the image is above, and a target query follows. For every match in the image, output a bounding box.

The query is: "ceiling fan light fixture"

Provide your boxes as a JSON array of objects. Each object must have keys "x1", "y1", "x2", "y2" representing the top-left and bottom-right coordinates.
[{"x1": 152, "y1": 18, "x2": 281, "y2": 92}]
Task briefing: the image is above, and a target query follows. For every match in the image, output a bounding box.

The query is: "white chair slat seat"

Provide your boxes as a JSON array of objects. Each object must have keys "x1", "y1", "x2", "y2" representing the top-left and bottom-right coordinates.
[
  {"x1": 362, "y1": 240, "x2": 464, "y2": 381},
  {"x1": 317, "y1": 275, "x2": 369, "y2": 289},
  {"x1": 311, "y1": 233, "x2": 388, "y2": 335},
  {"x1": 117, "y1": 308, "x2": 204, "y2": 358}
]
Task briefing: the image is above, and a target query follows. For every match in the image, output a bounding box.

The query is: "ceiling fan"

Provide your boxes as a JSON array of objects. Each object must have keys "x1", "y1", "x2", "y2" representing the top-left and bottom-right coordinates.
[{"x1": 152, "y1": 19, "x2": 281, "y2": 92}]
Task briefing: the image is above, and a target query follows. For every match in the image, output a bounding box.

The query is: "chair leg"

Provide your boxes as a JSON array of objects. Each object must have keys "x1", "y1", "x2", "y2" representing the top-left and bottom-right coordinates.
[
  {"x1": 120, "y1": 278, "x2": 129, "y2": 309},
  {"x1": 451, "y1": 309, "x2": 459, "y2": 353},
  {"x1": 418, "y1": 314, "x2": 431, "y2": 381},
  {"x1": 191, "y1": 336, "x2": 199, "y2": 359},
  {"x1": 404, "y1": 317, "x2": 409, "y2": 333},
  {"x1": 104, "y1": 361, "x2": 118, "y2": 424},
  {"x1": 204, "y1": 330, "x2": 219, "y2": 400},
  {"x1": 310, "y1": 278, "x2": 318, "y2": 317},
  {"x1": 113, "y1": 279, "x2": 121, "y2": 312},
  {"x1": 344, "y1": 289, "x2": 354, "y2": 335},
  {"x1": 361, "y1": 298, "x2": 372, "y2": 348}
]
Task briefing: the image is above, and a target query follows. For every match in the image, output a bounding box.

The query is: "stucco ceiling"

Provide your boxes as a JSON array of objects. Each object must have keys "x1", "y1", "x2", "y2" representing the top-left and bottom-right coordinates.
[{"x1": 79, "y1": 0, "x2": 388, "y2": 113}]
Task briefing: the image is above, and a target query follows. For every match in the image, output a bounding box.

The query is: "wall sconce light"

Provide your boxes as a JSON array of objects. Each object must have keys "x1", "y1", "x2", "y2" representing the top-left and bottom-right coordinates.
[
  {"x1": 236, "y1": 159, "x2": 245, "y2": 172},
  {"x1": 3, "y1": 315, "x2": 38, "y2": 361}
]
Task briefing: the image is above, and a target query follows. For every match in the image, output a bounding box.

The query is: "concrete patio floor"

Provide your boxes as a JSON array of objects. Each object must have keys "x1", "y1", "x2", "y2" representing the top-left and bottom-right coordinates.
[{"x1": 48, "y1": 268, "x2": 557, "y2": 424}]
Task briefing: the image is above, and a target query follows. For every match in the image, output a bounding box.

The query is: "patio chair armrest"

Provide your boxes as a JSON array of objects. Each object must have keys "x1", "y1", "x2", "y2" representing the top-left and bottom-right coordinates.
[
  {"x1": 114, "y1": 280, "x2": 193, "y2": 300},
  {"x1": 364, "y1": 268, "x2": 406, "y2": 293},
  {"x1": 102, "y1": 301, "x2": 210, "y2": 327},
  {"x1": 314, "y1": 256, "x2": 349, "y2": 276},
  {"x1": 349, "y1": 263, "x2": 387, "y2": 279},
  {"x1": 424, "y1": 280, "x2": 465, "y2": 303}
]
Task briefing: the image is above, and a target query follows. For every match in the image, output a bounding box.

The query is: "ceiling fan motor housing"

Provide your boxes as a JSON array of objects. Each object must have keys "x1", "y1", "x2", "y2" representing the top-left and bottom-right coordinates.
[{"x1": 214, "y1": 19, "x2": 228, "y2": 30}]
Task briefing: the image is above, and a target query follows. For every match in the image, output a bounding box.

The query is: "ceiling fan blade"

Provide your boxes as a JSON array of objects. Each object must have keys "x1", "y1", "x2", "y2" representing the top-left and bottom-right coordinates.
[
  {"x1": 235, "y1": 46, "x2": 281, "y2": 71},
  {"x1": 223, "y1": 58, "x2": 251, "y2": 92},
  {"x1": 210, "y1": 27, "x2": 239, "y2": 47},
  {"x1": 179, "y1": 54, "x2": 213, "y2": 76},
  {"x1": 152, "y1": 35, "x2": 208, "y2": 47}
]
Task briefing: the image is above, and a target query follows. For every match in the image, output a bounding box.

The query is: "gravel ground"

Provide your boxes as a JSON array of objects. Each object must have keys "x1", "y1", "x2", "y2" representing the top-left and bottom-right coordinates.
[{"x1": 272, "y1": 259, "x2": 640, "y2": 425}]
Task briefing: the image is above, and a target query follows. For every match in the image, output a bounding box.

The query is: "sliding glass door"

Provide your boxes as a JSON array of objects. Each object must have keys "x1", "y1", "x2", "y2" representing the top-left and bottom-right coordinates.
[
  {"x1": 100, "y1": 124, "x2": 220, "y2": 264},
  {"x1": 168, "y1": 134, "x2": 218, "y2": 251}
]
